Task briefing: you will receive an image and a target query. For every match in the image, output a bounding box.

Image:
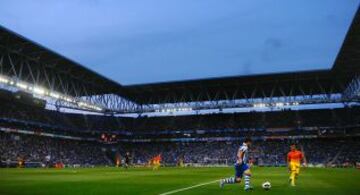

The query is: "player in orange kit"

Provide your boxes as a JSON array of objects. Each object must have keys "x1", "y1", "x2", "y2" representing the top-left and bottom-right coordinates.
[
  {"x1": 287, "y1": 143, "x2": 306, "y2": 186},
  {"x1": 152, "y1": 154, "x2": 161, "y2": 170}
]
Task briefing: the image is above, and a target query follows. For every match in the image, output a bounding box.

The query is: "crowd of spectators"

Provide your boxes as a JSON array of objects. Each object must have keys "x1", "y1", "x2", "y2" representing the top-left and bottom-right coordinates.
[
  {"x1": 118, "y1": 138, "x2": 360, "y2": 167},
  {"x1": 0, "y1": 132, "x2": 110, "y2": 167},
  {"x1": 1, "y1": 130, "x2": 359, "y2": 168}
]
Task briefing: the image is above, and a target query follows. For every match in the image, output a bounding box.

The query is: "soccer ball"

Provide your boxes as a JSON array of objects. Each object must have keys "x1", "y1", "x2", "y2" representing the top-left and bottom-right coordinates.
[{"x1": 262, "y1": 181, "x2": 271, "y2": 190}]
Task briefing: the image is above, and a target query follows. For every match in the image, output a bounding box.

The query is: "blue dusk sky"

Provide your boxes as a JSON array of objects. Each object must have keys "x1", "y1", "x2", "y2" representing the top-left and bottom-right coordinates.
[{"x1": 0, "y1": 0, "x2": 359, "y2": 85}]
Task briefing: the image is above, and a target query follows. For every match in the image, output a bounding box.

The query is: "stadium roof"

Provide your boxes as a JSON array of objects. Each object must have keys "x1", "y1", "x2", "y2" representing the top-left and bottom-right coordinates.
[
  {"x1": 122, "y1": 7, "x2": 360, "y2": 104},
  {"x1": 122, "y1": 70, "x2": 349, "y2": 104},
  {"x1": 0, "y1": 7, "x2": 359, "y2": 105},
  {"x1": 0, "y1": 26, "x2": 125, "y2": 97}
]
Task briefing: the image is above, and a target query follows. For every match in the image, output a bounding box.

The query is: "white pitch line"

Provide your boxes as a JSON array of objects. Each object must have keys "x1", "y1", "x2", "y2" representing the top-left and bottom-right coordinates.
[{"x1": 159, "y1": 179, "x2": 219, "y2": 195}]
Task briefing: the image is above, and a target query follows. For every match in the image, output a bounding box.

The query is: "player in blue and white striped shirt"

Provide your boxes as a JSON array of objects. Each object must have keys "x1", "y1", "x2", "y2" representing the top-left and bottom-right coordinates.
[{"x1": 220, "y1": 137, "x2": 253, "y2": 191}]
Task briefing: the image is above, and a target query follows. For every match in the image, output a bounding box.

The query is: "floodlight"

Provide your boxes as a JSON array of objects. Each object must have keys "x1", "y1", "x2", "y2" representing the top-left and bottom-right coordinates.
[
  {"x1": 16, "y1": 82, "x2": 28, "y2": 89},
  {"x1": 33, "y1": 87, "x2": 46, "y2": 95}
]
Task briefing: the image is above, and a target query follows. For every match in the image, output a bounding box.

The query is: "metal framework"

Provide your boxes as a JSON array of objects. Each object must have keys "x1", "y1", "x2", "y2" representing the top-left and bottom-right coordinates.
[
  {"x1": 343, "y1": 76, "x2": 360, "y2": 99},
  {"x1": 0, "y1": 26, "x2": 138, "y2": 112}
]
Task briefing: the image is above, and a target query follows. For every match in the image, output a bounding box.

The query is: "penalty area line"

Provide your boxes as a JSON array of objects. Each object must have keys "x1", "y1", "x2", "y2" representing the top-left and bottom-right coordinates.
[{"x1": 159, "y1": 179, "x2": 219, "y2": 195}]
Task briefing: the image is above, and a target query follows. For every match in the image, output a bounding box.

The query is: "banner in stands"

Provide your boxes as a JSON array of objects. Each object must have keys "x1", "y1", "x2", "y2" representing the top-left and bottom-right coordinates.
[
  {"x1": 0, "y1": 127, "x2": 96, "y2": 141},
  {"x1": 118, "y1": 135, "x2": 320, "y2": 143}
]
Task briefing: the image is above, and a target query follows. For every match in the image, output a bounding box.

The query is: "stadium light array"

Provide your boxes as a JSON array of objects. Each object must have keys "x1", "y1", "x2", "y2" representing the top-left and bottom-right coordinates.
[
  {"x1": 155, "y1": 107, "x2": 193, "y2": 113},
  {"x1": 33, "y1": 86, "x2": 46, "y2": 95},
  {"x1": 0, "y1": 74, "x2": 103, "y2": 112},
  {"x1": 15, "y1": 82, "x2": 28, "y2": 90},
  {"x1": 253, "y1": 103, "x2": 267, "y2": 108},
  {"x1": 0, "y1": 76, "x2": 9, "y2": 83},
  {"x1": 275, "y1": 102, "x2": 284, "y2": 107},
  {"x1": 49, "y1": 92, "x2": 60, "y2": 99},
  {"x1": 253, "y1": 102, "x2": 300, "y2": 108}
]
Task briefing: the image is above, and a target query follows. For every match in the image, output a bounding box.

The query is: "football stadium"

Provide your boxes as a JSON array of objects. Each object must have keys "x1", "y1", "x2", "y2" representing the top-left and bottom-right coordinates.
[{"x1": 0, "y1": 1, "x2": 360, "y2": 195}]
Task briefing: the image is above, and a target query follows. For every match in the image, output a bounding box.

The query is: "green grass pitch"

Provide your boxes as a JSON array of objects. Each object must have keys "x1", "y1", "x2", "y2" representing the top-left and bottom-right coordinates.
[{"x1": 0, "y1": 167, "x2": 359, "y2": 195}]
